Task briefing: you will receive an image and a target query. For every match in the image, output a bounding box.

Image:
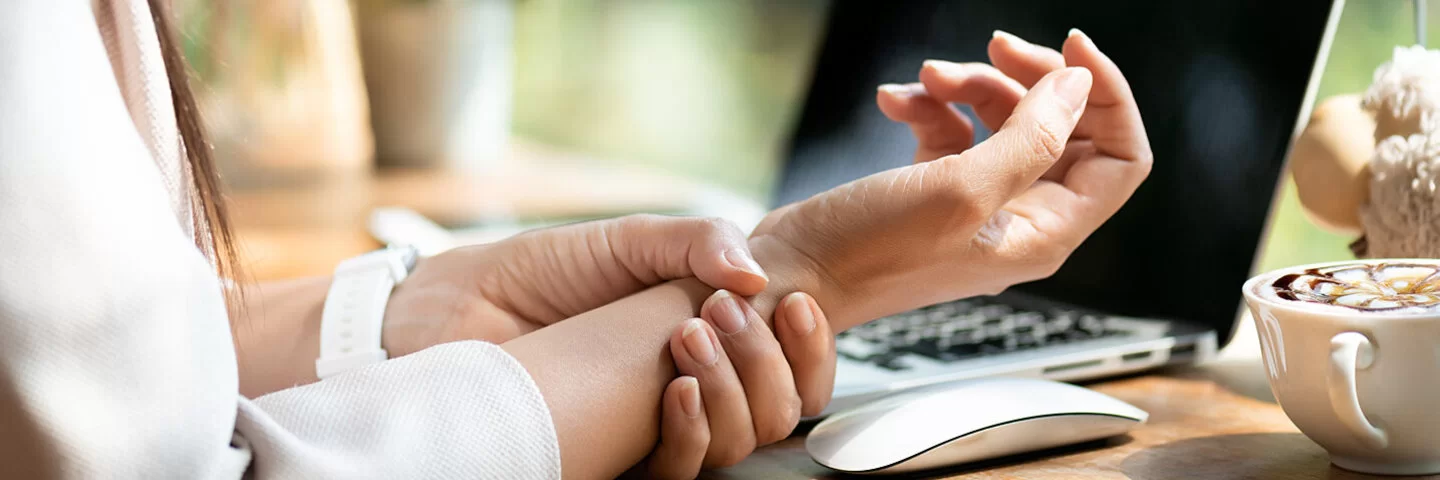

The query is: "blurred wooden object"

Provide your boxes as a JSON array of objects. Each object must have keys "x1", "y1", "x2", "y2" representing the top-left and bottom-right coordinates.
[
  {"x1": 353, "y1": 0, "x2": 513, "y2": 171},
  {"x1": 230, "y1": 140, "x2": 709, "y2": 281},
  {"x1": 1289, "y1": 94, "x2": 1374, "y2": 235},
  {"x1": 182, "y1": 0, "x2": 373, "y2": 187}
]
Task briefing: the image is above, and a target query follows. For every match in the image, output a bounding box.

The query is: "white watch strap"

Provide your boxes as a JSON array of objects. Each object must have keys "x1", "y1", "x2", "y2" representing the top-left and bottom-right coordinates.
[{"x1": 316, "y1": 248, "x2": 414, "y2": 379}]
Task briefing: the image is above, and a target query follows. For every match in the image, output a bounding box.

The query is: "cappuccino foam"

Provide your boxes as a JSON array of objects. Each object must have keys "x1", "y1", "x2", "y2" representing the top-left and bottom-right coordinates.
[{"x1": 1269, "y1": 262, "x2": 1440, "y2": 312}]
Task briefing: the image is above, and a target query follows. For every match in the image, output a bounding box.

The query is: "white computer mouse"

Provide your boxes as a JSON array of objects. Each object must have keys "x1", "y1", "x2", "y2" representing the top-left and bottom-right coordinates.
[{"x1": 805, "y1": 377, "x2": 1148, "y2": 474}]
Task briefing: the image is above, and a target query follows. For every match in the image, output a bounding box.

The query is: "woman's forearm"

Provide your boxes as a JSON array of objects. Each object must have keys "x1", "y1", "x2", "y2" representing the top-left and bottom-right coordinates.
[
  {"x1": 232, "y1": 276, "x2": 330, "y2": 397},
  {"x1": 500, "y1": 236, "x2": 830, "y2": 479}
]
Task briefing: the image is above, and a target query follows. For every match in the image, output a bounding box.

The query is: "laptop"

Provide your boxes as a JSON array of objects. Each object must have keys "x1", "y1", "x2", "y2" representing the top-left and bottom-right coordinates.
[{"x1": 776, "y1": 0, "x2": 1344, "y2": 415}]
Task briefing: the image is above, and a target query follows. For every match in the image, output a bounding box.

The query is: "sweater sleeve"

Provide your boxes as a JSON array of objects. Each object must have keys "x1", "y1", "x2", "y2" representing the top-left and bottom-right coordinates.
[
  {"x1": 0, "y1": 2, "x2": 558, "y2": 478},
  {"x1": 237, "y1": 342, "x2": 560, "y2": 479}
]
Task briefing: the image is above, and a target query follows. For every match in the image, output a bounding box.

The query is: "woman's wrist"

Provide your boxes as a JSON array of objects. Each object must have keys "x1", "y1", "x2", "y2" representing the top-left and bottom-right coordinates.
[
  {"x1": 233, "y1": 277, "x2": 329, "y2": 397},
  {"x1": 746, "y1": 234, "x2": 852, "y2": 330}
]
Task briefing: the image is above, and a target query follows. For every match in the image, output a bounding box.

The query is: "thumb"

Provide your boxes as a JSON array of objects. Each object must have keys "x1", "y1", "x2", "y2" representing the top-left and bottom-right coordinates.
[
  {"x1": 608, "y1": 215, "x2": 770, "y2": 296},
  {"x1": 942, "y1": 66, "x2": 1091, "y2": 214}
]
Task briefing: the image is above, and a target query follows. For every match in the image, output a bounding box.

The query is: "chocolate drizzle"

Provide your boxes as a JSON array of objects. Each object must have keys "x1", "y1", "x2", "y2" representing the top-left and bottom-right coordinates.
[{"x1": 1271, "y1": 262, "x2": 1440, "y2": 311}]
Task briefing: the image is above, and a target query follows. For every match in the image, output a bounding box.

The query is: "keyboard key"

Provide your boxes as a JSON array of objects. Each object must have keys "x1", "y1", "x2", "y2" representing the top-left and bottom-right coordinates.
[
  {"x1": 840, "y1": 298, "x2": 1140, "y2": 368},
  {"x1": 872, "y1": 353, "x2": 911, "y2": 371},
  {"x1": 1013, "y1": 312, "x2": 1046, "y2": 326},
  {"x1": 944, "y1": 342, "x2": 982, "y2": 358},
  {"x1": 976, "y1": 304, "x2": 1013, "y2": 318},
  {"x1": 918, "y1": 325, "x2": 942, "y2": 339},
  {"x1": 837, "y1": 335, "x2": 887, "y2": 360},
  {"x1": 1014, "y1": 331, "x2": 1040, "y2": 348},
  {"x1": 909, "y1": 338, "x2": 984, "y2": 363},
  {"x1": 907, "y1": 338, "x2": 945, "y2": 360}
]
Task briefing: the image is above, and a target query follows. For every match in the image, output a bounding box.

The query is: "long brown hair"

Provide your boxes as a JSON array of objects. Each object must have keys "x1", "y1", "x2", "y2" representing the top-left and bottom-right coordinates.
[{"x1": 147, "y1": 0, "x2": 242, "y2": 301}]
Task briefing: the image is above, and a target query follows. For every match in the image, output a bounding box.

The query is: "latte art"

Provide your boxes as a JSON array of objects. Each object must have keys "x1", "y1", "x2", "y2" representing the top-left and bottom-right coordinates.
[{"x1": 1272, "y1": 262, "x2": 1440, "y2": 311}]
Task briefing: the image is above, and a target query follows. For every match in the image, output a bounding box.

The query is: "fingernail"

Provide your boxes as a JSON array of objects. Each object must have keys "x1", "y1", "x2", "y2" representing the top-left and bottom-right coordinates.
[
  {"x1": 992, "y1": 30, "x2": 1031, "y2": 49},
  {"x1": 1053, "y1": 67, "x2": 1092, "y2": 115},
  {"x1": 923, "y1": 59, "x2": 972, "y2": 80},
  {"x1": 878, "y1": 83, "x2": 909, "y2": 95},
  {"x1": 879, "y1": 83, "x2": 926, "y2": 98},
  {"x1": 678, "y1": 376, "x2": 701, "y2": 418},
  {"x1": 922, "y1": 59, "x2": 955, "y2": 72},
  {"x1": 1068, "y1": 28, "x2": 1094, "y2": 47},
  {"x1": 683, "y1": 319, "x2": 718, "y2": 366},
  {"x1": 783, "y1": 293, "x2": 816, "y2": 335},
  {"x1": 723, "y1": 248, "x2": 767, "y2": 282},
  {"x1": 707, "y1": 290, "x2": 748, "y2": 334}
]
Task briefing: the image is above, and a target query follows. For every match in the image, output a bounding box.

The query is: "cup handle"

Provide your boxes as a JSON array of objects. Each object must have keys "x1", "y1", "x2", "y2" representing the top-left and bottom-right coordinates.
[{"x1": 1328, "y1": 331, "x2": 1387, "y2": 449}]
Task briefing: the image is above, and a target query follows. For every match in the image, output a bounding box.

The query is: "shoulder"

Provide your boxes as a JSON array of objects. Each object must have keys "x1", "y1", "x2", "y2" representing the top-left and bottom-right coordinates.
[
  {"x1": 0, "y1": 0, "x2": 205, "y2": 292},
  {"x1": 0, "y1": 1, "x2": 131, "y2": 160}
]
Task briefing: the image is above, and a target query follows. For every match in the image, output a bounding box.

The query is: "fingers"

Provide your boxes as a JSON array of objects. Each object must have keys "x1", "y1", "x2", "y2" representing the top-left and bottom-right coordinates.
[
  {"x1": 610, "y1": 215, "x2": 769, "y2": 296},
  {"x1": 701, "y1": 290, "x2": 803, "y2": 448},
  {"x1": 989, "y1": 30, "x2": 1067, "y2": 88},
  {"x1": 984, "y1": 31, "x2": 1073, "y2": 184},
  {"x1": 1008, "y1": 29, "x2": 1152, "y2": 239},
  {"x1": 915, "y1": 31, "x2": 1066, "y2": 131},
  {"x1": 918, "y1": 60, "x2": 1025, "y2": 131},
  {"x1": 669, "y1": 318, "x2": 757, "y2": 468},
  {"x1": 876, "y1": 83, "x2": 976, "y2": 162},
  {"x1": 647, "y1": 377, "x2": 710, "y2": 480},
  {"x1": 772, "y1": 292, "x2": 836, "y2": 417},
  {"x1": 943, "y1": 66, "x2": 1092, "y2": 215},
  {"x1": 1059, "y1": 28, "x2": 1153, "y2": 202}
]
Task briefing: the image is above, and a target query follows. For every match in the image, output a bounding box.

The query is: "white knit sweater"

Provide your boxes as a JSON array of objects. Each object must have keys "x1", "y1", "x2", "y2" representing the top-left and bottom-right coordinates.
[{"x1": 0, "y1": 1, "x2": 561, "y2": 478}]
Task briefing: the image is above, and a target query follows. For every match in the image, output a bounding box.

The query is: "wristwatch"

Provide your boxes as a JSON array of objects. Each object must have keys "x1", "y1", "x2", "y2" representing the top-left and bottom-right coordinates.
[{"x1": 315, "y1": 245, "x2": 419, "y2": 379}]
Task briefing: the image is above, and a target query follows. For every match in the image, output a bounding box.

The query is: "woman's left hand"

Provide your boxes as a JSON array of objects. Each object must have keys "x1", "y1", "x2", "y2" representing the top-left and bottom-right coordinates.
[
  {"x1": 748, "y1": 29, "x2": 1152, "y2": 331},
  {"x1": 643, "y1": 290, "x2": 835, "y2": 479},
  {"x1": 380, "y1": 214, "x2": 769, "y2": 358}
]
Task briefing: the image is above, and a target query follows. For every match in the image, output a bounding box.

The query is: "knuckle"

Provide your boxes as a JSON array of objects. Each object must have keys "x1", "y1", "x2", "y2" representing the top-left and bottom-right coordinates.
[
  {"x1": 614, "y1": 213, "x2": 661, "y2": 232},
  {"x1": 1036, "y1": 258, "x2": 1064, "y2": 280},
  {"x1": 781, "y1": 395, "x2": 805, "y2": 438},
  {"x1": 1136, "y1": 148, "x2": 1156, "y2": 173},
  {"x1": 1029, "y1": 243, "x2": 1071, "y2": 280},
  {"x1": 755, "y1": 396, "x2": 803, "y2": 445},
  {"x1": 1028, "y1": 118, "x2": 1069, "y2": 162},
  {"x1": 694, "y1": 216, "x2": 741, "y2": 239}
]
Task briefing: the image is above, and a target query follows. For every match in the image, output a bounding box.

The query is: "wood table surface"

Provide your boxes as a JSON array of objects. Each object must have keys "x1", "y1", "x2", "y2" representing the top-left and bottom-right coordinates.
[
  {"x1": 698, "y1": 369, "x2": 1437, "y2": 480},
  {"x1": 231, "y1": 163, "x2": 1429, "y2": 480}
]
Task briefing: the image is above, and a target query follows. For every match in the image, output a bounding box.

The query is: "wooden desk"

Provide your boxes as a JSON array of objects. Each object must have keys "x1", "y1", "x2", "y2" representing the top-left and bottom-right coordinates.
[
  {"x1": 701, "y1": 370, "x2": 1440, "y2": 480},
  {"x1": 230, "y1": 150, "x2": 721, "y2": 281},
  {"x1": 231, "y1": 166, "x2": 1429, "y2": 480}
]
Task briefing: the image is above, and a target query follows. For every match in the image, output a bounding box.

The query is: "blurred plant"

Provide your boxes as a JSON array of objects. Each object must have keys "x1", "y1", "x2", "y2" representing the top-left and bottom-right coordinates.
[{"x1": 510, "y1": 0, "x2": 830, "y2": 199}]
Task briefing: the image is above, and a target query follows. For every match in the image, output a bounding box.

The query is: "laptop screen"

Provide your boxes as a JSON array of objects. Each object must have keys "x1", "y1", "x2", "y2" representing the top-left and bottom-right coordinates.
[{"x1": 775, "y1": 0, "x2": 1335, "y2": 344}]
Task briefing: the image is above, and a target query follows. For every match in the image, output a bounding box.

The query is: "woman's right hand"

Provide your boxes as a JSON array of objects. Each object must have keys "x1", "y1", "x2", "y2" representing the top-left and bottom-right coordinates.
[
  {"x1": 644, "y1": 290, "x2": 834, "y2": 479},
  {"x1": 749, "y1": 29, "x2": 1153, "y2": 331}
]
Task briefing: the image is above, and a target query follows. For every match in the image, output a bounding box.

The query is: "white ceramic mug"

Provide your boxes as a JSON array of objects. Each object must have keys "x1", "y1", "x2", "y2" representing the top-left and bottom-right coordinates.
[{"x1": 1243, "y1": 259, "x2": 1440, "y2": 475}]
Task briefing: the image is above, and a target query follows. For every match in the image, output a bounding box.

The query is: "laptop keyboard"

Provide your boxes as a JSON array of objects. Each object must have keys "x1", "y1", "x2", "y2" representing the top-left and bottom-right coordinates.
[{"x1": 837, "y1": 297, "x2": 1134, "y2": 371}]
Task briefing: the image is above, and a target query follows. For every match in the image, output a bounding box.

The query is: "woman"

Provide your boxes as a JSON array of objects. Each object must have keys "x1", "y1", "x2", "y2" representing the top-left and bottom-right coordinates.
[{"x1": 0, "y1": 1, "x2": 1151, "y2": 479}]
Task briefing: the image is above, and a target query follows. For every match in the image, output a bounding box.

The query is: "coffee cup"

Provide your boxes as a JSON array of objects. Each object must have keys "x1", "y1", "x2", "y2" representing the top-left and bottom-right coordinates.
[{"x1": 1242, "y1": 259, "x2": 1440, "y2": 475}]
